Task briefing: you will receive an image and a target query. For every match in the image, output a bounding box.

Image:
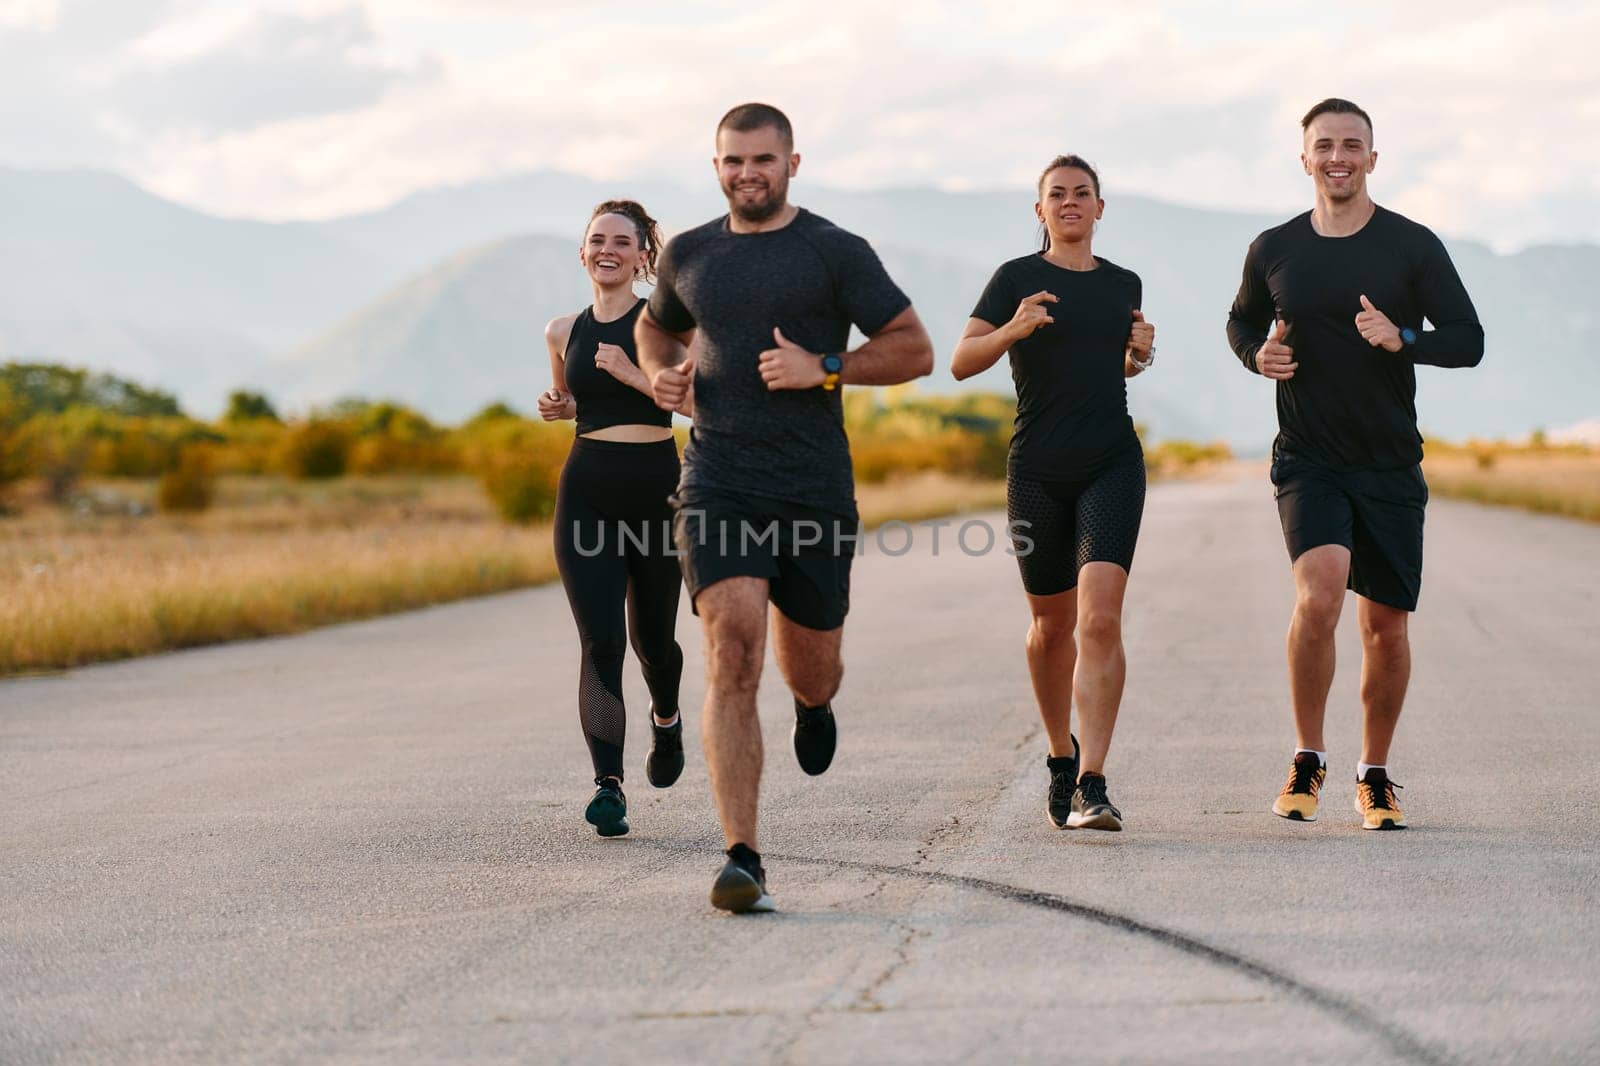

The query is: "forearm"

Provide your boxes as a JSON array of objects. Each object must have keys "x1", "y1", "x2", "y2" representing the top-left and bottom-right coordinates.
[
  {"x1": 636, "y1": 315, "x2": 689, "y2": 380},
  {"x1": 951, "y1": 328, "x2": 1015, "y2": 381},
  {"x1": 841, "y1": 316, "x2": 934, "y2": 386},
  {"x1": 620, "y1": 363, "x2": 656, "y2": 398},
  {"x1": 1410, "y1": 322, "x2": 1484, "y2": 369},
  {"x1": 1226, "y1": 315, "x2": 1265, "y2": 374}
]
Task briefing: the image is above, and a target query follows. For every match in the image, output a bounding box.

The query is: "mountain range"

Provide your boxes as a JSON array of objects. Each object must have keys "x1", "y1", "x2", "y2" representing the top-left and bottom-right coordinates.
[{"x1": 2, "y1": 166, "x2": 1596, "y2": 449}]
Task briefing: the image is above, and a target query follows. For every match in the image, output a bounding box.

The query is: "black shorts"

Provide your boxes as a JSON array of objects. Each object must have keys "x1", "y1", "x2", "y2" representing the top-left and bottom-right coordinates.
[
  {"x1": 1006, "y1": 448, "x2": 1146, "y2": 597},
  {"x1": 1271, "y1": 454, "x2": 1428, "y2": 612},
  {"x1": 672, "y1": 491, "x2": 857, "y2": 631}
]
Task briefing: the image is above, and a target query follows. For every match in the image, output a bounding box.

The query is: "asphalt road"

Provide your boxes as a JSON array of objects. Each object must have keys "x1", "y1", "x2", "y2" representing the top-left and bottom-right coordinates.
[{"x1": 3, "y1": 470, "x2": 1598, "y2": 1064}]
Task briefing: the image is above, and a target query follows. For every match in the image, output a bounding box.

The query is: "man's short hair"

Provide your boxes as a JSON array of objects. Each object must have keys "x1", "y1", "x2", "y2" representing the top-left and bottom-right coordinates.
[
  {"x1": 1301, "y1": 98, "x2": 1373, "y2": 142},
  {"x1": 717, "y1": 103, "x2": 793, "y2": 150}
]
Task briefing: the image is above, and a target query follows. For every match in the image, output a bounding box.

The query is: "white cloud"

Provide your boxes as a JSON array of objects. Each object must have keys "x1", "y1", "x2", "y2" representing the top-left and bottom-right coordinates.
[
  {"x1": 0, "y1": 0, "x2": 58, "y2": 31},
  {"x1": 1, "y1": 0, "x2": 1597, "y2": 250}
]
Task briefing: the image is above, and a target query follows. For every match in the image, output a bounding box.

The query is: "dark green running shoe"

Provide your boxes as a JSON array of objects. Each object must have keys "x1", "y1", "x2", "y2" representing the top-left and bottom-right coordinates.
[
  {"x1": 1046, "y1": 735, "x2": 1080, "y2": 829},
  {"x1": 792, "y1": 702, "x2": 836, "y2": 776},
  {"x1": 584, "y1": 779, "x2": 629, "y2": 837},
  {"x1": 710, "y1": 847, "x2": 775, "y2": 913},
  {"x1": 646, "y1": 716, "x2": 684, "y2": 788},
  {"x1": 1066, "y1": 771, "x2": 1122, "y2": 832}
]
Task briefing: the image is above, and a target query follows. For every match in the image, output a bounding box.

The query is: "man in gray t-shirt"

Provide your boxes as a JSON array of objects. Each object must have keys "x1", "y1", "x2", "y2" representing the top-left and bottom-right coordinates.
[{"x1": 638, "y1": 103, "x2": 932, "y2": 914}]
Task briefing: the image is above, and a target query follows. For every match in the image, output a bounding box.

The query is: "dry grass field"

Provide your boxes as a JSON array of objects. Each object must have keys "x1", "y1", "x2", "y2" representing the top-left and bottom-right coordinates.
[
  {"x1": 0, "y1": 471, "x2": 1011, "y2": 676},
  {"x1": 10, "y1": 439, "x2": 1572, "y2": 678},
  {"x1": 1423, "y1": 446, "x2": 1600, "y2": 522},
  {"x1": 0, "y1": 476, "x2": 554, "y2": 675}
]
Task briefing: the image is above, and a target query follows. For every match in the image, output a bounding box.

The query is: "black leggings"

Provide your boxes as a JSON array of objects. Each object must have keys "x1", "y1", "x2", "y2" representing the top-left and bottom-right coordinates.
[
  {"x1": 1007, "y1": 449, "x2": 1146, "y2": 596},
  {"x1": 553, "y1": 437, "x2": 684, "y2": 783}
]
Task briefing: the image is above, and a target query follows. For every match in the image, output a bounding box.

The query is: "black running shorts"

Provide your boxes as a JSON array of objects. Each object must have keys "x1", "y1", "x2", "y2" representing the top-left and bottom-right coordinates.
[
  {"x1": 1270, "y1": 453, "x2": 1428, "y2": 612},
  {"x1": 1006, "y1": 448, "x2": 1146, "y2": 597},
  {"x1": 672, "y1": 491, "x2": 857, "y2": 631}
]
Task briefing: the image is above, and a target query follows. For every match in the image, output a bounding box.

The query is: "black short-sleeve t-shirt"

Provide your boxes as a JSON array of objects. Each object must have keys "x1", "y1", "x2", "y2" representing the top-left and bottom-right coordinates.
[
  {"x1": 649, "y1": 208, "x2": 911, "y2": 514},
  {"x1": 971, "y1": 254, "x2": 1142, "y2": 482}
]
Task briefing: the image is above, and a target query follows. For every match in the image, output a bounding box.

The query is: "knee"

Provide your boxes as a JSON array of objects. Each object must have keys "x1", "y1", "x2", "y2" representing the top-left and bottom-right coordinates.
[
  {"x1": 1294, "y1": 586, "x2": 1343, "y2": 636},
  {"x1": 707, "y1": 628, "x2": 762, "y2": 691},
  {"x1": 1360, "y1": 612, "x2": 1408, "y2": 651},
  {"x1": 1028, "y1": 611, "x2": 1076, "y2": 651},
  {"x1": 632, "y1": 636, "x2": 682, "y2": 672},
  {"x1": 582, "y1": 634, "x2": 627, "y2": 672},
  {"x1": 1077, "y1": 609, "x2": 1122, "y2": 649}
]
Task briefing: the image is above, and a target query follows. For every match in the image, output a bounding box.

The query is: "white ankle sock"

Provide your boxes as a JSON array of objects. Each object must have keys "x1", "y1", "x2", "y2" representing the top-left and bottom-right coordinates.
[
  {"x1": 1357, "y1": 762, "x2": 1384, "y2": 779},
  {"x1": 1295, "y1": 748, "x2": 1327, "y2": 768}
]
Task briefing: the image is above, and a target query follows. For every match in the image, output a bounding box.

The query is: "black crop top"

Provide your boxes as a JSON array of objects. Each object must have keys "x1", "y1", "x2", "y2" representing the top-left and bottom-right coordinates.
[{"x1": 562, "y1": 298, "x2": 673, "y2": 434}]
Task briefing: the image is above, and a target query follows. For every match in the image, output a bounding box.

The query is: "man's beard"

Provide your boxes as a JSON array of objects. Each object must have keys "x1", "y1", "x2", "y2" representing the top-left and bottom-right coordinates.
[{"x1": 724, "y1": 176, "x2": 788, "y2": 222}]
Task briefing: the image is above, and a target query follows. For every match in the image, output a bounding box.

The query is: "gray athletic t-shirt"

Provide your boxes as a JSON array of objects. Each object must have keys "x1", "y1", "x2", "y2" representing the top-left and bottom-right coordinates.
[{"x1": 649, "y1": 208, "x2": 910, "y2": 515}]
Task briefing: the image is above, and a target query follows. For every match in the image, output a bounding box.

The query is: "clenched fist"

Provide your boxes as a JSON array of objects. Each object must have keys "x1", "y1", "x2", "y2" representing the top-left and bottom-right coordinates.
[
  {"x1": 651, "y1": 357, "x2": 695, "y2": 413},
  {"x1": 538, "y1": 388, "x2": 575, "y2": 421}
]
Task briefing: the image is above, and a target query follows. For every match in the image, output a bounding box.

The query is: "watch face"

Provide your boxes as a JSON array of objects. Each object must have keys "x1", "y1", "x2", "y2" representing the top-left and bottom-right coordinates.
[
  {"x1": 1400, "y1": 327, "x2": 1418, "y2": 345},
  {"x1": 822, "y1": 353, "x2": 843, "y2": 373}
]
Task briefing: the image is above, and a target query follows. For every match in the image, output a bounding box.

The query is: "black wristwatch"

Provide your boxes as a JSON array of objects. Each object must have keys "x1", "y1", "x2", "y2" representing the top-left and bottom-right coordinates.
[
  {"x1": 820, "y1": 352, "x2": 843, "y2": 391},
  {"x1": 1399, "y1": 327, "x2": 1418, "y2": 349}
]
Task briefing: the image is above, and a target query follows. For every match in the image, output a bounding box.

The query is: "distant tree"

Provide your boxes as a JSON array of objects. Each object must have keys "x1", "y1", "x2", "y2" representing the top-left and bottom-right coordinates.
[
  {"x1": 0, "y1": 362, "x2": 182, "y2": 417},
  {"x1": 223, "y1": 390, "x2": 281, "y2": 424},
  {"x1": 0, "y1": 382, "x2": 27, "y2": 503},
  {"x1": 464, "y1": 401, "x2": 523, "y2": 428}
]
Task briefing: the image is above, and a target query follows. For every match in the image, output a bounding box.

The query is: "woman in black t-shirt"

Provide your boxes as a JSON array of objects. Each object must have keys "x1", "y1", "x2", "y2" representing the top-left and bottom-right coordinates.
[
  {"x1": 951, "y1": 155, "x2": 1157, "y2": 833},
  {"x1": 541, "y1": 200, "x2": 685, "y2": 838}
]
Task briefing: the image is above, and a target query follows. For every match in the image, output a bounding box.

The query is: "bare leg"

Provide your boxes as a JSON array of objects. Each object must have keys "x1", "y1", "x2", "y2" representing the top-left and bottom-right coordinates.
[
  {"x1": 696, "y1": 577, "x2": 769, "y2": 850},
  {"x1": 1024, "y1": 588, "x2": 1078, "y2": 758},
  {"x1": 1073, "y1": 562, "x2": 1129, "y2": 775},
  {"x1": 1356, "y1": 596, "x2": 1411, "y2": 765},
  {"x1": 769, "y1": 606, "x2": 844, "y2": 708},
  {"x1": 1287, "y1": 545, "x2": 1351, "y2": 752}
]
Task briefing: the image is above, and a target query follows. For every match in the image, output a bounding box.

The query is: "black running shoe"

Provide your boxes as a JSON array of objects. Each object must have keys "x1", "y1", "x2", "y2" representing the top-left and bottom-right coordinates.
[
  {"x1": 1046, "y1": 735, "x2": 1080, "y2": 829},
  {"x1": 1066, "y1": 772, "x2": 1122, "y2": 831},
  {"x1": 584, "y1": 779, "x2": 629, "y2": 838},
  {"x1": 646, "y1": 715, "x2": 684, "y2": 788},
  {"x1": 710, "y1": 846, "x2": 775, "y2": 913},
  {"x1": 792, "y1": 702, "x2": 836, "y2": 776}
]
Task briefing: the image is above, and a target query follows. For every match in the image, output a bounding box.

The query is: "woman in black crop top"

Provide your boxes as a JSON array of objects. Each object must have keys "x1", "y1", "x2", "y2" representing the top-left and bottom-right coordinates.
[
  {"x1": 950, "y1": 155, "x2": 1158, "y2": 834},
  {"x1": 540, "y1": 199, "x2": 685, "y2": 838}
]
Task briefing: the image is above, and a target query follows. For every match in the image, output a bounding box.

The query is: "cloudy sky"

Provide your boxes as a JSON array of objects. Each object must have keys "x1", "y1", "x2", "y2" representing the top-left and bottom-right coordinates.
[{"x1": 2, "y1": 0, "x2": 1596, "y2": 251}]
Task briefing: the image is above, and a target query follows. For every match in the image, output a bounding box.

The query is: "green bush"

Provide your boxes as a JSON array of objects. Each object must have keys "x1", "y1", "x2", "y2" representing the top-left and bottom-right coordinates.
[
  {"x1": 465, "y1": 420, "x2": 569, "y2": 523},
  {"x1": 278, "y1": 421, "x2": 352, "y2": 479},
  {"x1": 157, "y1": 448, "x2": 215, "y2": 512}
]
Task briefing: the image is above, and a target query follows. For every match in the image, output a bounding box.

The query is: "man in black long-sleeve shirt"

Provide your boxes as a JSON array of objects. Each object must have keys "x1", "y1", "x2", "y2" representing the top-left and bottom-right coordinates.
[{"x1": 1226, "y1": 98, "x2": 1483, "y2": 832}]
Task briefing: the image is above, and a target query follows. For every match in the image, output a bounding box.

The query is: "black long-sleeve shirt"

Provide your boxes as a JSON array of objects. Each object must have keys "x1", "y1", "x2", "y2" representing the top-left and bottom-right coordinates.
[{"x1": 1227, "y1": 206, "x2": 1484, "y2": 471}]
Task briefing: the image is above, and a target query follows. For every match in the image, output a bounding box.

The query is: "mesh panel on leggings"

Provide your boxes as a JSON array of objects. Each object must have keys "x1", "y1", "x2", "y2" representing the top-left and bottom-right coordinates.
[
  {"x1": 1074, "y1": 454, "x2": 1145, "y2": 575},
  {"x1": 1007, "y1": 467, "x2": 1076, "y2": 595},
  {"x1": 1007, "y1": 454, "x2": 1145, "y2": 595},
  {"x1": 578, "y1": 649, "x2": 625, "y2": 776}
]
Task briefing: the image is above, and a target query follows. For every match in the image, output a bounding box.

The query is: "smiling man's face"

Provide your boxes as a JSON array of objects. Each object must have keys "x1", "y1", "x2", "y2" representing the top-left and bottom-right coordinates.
[{"x1": 1302, "y1": 111, "x2": 1377, "y2": 203}]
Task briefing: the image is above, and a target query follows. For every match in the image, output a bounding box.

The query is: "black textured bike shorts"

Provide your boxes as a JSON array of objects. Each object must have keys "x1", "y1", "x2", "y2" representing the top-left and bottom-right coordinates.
[{"x1": 1006, "y1": 448, "x2": 1146, "y2": 597}]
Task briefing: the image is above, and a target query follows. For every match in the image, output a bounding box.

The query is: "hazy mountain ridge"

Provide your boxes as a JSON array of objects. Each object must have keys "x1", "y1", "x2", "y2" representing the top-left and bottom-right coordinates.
[{"x1": 2, "y1": 167, "x2": 1595, "y2": 444}]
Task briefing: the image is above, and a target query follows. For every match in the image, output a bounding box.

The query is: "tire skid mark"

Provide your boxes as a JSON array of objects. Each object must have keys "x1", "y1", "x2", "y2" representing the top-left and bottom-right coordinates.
[
  {"x1": 640, "y1": 840, "x2": 1450, "y2": 1066},
  {"x1": 772, "y1": 852, "x2": 1451, "y2": 1066}
]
